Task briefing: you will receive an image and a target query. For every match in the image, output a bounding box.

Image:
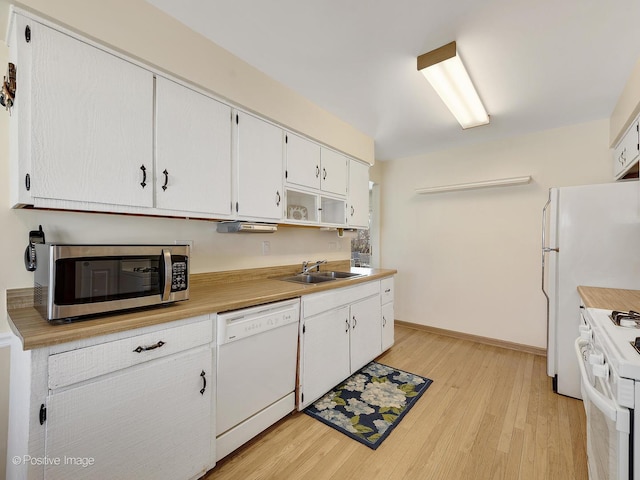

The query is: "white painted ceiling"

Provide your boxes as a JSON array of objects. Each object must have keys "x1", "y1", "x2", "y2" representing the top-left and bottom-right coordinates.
[{"x1": 147, "y1": 0, "x2": 640, "y2": 161}]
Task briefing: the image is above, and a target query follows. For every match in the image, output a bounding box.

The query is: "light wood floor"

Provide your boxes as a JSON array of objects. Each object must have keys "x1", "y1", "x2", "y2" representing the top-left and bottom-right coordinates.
[{"x1": 205, "y1": 325, "x2": 588, "y2": 480}]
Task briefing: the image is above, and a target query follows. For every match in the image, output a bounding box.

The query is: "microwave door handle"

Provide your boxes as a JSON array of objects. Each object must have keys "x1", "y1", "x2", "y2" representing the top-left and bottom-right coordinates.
[
  {"x1": 574, "y1": 338, "x2": 618, "y2": 422},
  {"x1": 161, "y1": 249, "x2": 172, "y2": 301}
]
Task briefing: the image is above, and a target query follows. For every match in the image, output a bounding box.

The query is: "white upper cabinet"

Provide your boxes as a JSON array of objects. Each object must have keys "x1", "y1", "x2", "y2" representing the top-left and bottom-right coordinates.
[
  {"x1": 284, "y1": 133, "x2": 347, "y2": 196},
  {"x1": 320, "y1": 148, "x2": 348, "y2": 196},
  {"x1": 235, "y1": 111, "x2": 284, "y2": 221},
  {"x1": 285, "y1": 133, "x2": 321, "y2": 189},
  {"x1": 155, "y1": 76, "x2": 232, "y2": 216},
  {"x1": 29, "y1": 21, "x2": 154, "y2": 207},
  {"x1": 613, "y1": 116, "x2": 640, "y2": 180},
  {"x1": 348, "y1": 159, "x2": 370, "y2": 228}
]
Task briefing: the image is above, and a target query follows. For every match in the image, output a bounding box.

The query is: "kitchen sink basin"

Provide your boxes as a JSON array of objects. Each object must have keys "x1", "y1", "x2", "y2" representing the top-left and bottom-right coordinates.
[
  {"x1": 279, "y1": 271, "x2": 362, "y2": 284},
  {"x1": 312, "y1": 271, "x2": 362, "y2": 279},
  {"x1": 279, "y1": 274, "x2": 336, "y2": 284}
]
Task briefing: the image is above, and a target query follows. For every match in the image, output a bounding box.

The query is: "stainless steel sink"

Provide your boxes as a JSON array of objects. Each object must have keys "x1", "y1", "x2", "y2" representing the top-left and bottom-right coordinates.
[
  {"x1": 312, "y1": 271, "x2": 362, "y2": 279},
  {"x1": 279, "y1": 271, "x2": 362, "y2": 284},
  {"x1": 279, "y1": 274, "x2": 336, "y2": 284}
]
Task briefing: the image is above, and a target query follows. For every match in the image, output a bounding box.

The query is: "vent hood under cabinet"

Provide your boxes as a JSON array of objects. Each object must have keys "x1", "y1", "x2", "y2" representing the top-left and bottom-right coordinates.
[{"x1": 216, "y1": 221, "x2": 278, "y2": 233}]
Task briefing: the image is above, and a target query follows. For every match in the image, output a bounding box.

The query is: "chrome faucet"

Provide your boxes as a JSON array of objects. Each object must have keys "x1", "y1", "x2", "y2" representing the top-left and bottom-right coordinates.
[{"x1": 302, "y1": 259, "x2": 327, "y2": 274}]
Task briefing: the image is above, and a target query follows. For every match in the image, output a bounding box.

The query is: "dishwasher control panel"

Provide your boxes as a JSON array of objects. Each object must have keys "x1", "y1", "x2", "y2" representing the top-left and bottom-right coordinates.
[{"x1": 216, "y1": 298, "x2": 300, "y2": 345}]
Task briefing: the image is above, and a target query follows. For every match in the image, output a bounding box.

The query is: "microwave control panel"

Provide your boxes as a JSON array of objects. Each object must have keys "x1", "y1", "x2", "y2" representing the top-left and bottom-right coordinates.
[{"x1": 171, "y1": 258, "x2": 188, "y2": 292}]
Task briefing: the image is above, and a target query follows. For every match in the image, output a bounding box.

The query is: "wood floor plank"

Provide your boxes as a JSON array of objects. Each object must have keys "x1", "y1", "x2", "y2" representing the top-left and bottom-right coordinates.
[{"x1": 205, "y1": 326, "x2": 588, "y2": 480}]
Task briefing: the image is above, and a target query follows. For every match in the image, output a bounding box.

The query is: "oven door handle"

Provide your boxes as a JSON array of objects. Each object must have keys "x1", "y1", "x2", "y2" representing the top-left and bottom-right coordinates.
[
  {"x1": 574, "y1": 338, "x2": 617, "y2": 422},
  {"x1": 161, "y1": 249, "x2": 172, "y2": 301}
]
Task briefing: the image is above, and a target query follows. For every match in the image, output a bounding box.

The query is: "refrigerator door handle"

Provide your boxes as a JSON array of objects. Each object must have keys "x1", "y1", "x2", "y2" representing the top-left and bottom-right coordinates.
[{"x1": 541, "y1": 193, "x2": 559, "y2": 298}]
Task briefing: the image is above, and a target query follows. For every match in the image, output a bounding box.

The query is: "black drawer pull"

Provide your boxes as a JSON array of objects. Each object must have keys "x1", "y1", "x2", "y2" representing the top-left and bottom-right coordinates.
[
  {"x1": 133, "y1": 340, "x2": 165, "y2": 353},
  {"x1": 200, "y1": 370, "x2": 207, "y2": 395}
]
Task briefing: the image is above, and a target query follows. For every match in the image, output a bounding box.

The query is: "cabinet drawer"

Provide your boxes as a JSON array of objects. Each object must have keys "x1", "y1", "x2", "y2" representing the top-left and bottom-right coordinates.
[
  {"x1": 380, "y1": 277, "x2": 394, "y2": 305},
  {"x1": 302, "y1": 281, "x2": 380, "y2": 319},
  {"x1": 48, "y1": 316, "x2": 212, "y2": 389}
]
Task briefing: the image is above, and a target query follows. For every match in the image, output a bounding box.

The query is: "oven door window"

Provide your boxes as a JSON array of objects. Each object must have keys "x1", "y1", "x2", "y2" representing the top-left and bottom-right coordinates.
[{"x1": 54, "y1": 256, "x2": 163, "y2": 304}]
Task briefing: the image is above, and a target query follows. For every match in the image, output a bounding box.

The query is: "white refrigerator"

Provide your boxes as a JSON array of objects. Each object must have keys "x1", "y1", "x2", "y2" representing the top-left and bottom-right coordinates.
[{"x1": 543, "y1": 181, "x2": 640, "y2": 399}]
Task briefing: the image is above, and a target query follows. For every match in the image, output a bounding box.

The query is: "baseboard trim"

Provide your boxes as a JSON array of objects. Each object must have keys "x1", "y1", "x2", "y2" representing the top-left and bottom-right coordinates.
[{"x1": 395, "y1": 320, "x2": 546, "y2": 357}]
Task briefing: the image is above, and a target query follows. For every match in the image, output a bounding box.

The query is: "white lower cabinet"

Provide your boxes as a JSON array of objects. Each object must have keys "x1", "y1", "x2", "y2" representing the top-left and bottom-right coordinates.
[
  {"x1": 349, "y1": 296, "x2": 383, "y2": 373},
  {"x1": 300, "y1": 306, "x2": 351, "y2": 407},
  {"x1": 380, "y1": 277, "x2": 395, "y2": 352},
  {"x1": 45, "y1": 347, "x2": 212, "y2": 480},
  {"x1": 7, "y1": 315, "x2": 215, "y2": 480},
  {"x1": 298, "y1": 280, "x2": 382, "y2": 409}
]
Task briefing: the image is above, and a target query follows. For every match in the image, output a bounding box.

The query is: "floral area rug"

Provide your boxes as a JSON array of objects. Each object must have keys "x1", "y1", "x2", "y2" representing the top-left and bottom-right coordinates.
[{"x1": 304, "y1": 362, "x2": 433, "y2": 450}]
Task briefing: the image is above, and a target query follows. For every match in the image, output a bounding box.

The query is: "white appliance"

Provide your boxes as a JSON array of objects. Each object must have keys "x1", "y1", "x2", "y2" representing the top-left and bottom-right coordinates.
[
  {"x1": 215, "y1": 298, "x2": 300, "y2": 460},
  {"x1": 543, "y1": 181, "x2": 640, "y2": 398},
  {"x1": 577, "y1": 307, "x2": 640, "y2": 480}
]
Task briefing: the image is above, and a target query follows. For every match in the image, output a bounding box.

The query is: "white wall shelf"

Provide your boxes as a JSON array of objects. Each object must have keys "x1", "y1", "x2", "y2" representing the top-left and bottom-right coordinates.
[{"x1": 415, "y1": 175, "x2": 532, "y2": 195}]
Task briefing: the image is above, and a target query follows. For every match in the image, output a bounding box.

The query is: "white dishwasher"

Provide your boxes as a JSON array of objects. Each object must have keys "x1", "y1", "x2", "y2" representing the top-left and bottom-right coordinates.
[{"x1": 215, "y1": 298, "x2": 300, "y2": 460}]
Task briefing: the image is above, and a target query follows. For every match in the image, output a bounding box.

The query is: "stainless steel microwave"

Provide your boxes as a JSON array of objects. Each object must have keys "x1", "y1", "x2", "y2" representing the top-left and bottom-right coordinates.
[{"x1": 34, "y1": 244, "x2": 190, "y2": 321}]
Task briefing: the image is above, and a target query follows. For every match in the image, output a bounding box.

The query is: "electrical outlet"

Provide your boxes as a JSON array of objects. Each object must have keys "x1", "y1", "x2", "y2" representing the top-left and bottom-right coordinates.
[{"x1": 262, "y1": 241, "x2": 271, "y2": 255}]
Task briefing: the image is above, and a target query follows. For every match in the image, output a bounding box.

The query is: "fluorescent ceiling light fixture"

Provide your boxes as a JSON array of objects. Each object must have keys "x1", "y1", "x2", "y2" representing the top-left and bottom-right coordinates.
[{"x1": 417, "y1": 41, "x2": 489, "y2": 129}]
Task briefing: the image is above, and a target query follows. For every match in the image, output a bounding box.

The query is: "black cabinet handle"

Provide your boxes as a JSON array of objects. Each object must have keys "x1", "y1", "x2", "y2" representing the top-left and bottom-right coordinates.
[
  {"x1": 200, "y1": 370, "x2": 207, "y2": 395},
  {"x1": 316, "y1": 165, "x2": 320, "y2": 178},
  {"x1": 133, "y1": 340, "x2": 165, "y2": 353},
  {"x1": 383, "y1": 316, "x2": 386, "y2": 327},
  {"x1": 350, "y1": 206, "x2": 355, "y2": 217},
  {"x1": 162, "y1": 169, "x2": 169, "y2": 191},
  {"x1": 345, "y1": 318, "x2": 349, "y2": 333},
  {"x1": 140, "y1": 165, "x2": 147, "y2": 188},
  {"x1": 276, "y1": 191, "x2": 281, "y2": 206},
  {"x1": 352, "y1": 315, "x2": 357, "y2": 329},
  {"x1": 323, "y1": 168, "x2": 327, "y2": 180}
]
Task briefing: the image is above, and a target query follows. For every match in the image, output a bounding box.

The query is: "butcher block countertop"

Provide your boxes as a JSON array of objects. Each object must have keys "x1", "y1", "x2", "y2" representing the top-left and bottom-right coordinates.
[
  {"x1": 578, "y1": 285, "x2": 640, "y2": 311},
  {"x1": 7, "y1": 260, "x2": 396, "y2": 351}
]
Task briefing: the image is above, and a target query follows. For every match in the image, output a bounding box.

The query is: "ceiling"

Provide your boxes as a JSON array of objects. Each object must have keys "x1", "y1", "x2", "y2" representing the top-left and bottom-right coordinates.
[{"x1": 147, "y1": 0, "x2": 640, "y2": 161}]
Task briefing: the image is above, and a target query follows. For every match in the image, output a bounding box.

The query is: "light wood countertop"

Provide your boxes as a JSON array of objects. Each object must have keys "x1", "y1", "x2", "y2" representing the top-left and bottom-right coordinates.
[
  {"x1": 7, "y1": 262, "x2": 396, "y2": 351},
  {"x1": 578, "y1": 285, "x2": 640, "y2": 311}
]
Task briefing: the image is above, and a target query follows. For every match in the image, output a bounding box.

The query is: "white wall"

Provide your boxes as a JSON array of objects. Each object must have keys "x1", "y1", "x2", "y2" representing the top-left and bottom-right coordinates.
[{"x1": 379, "y1": 119, "x2": 614, "y2": 348}]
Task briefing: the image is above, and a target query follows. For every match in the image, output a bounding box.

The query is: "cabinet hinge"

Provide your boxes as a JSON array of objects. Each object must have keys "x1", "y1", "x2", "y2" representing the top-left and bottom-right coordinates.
[
  {"x1": 302, "y1": 324, "x2": 306, "y2": 334},
  {"x1": 235, "y1": 201, "x2": 239, "y2": 213},
  {"x1": 39, "y1": 404, "x2": 46, "y2": 425},
  {"x1": 25, "y1": 173, "x2": 30, "y2": 191},
  {"x1": 301, "y1": 393, "x2": 304, "y2": 403},
  {"x1": 285, "y1": 170, "x2": 288, "y2": 179},
  {"x1": 285, "y1": 135, "x2": 288, "y2": 144},
  {"x1": 25, "y1": 25, "x2": 31, "y2": 43},
  {"x1": 236, "y1": 114, "x2": 239, "y2": 125}
]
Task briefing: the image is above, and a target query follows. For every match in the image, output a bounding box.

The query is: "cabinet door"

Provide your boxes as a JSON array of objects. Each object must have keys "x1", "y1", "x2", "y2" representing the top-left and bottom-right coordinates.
[
  {"x1": 349, "y1": 295, "x2": 382, "y2": 373},
  {"x1": 320, "y1": 148, "x2": 348, "y2": 195},
  {"x1": 348, "y1": 159, "x2": 370, "y2": 228},
  {"x1": 236, "y1": 112, "x2": 284, "y2": 220},
  {"x1": 44, "y1": 347, "x2": 213, "y2": 480},
  {"x1": 300, "y1": 306, "x2": 350, "y2": 408},
  {"x1": 285, "y1": 132, "x2": 321, "y2": 190},
  {"x1": 30, "y1": 21, "x2": 154, "y2": 207},
  {"x1": 381, "y1": 302, "x2": 395, "y2": 352},
  {"x1": 614, "y1": 119, "x2": 639, "y2": 179},
  {"x1": 156, "y1": 77, "x2": 231, "y2": 215}
]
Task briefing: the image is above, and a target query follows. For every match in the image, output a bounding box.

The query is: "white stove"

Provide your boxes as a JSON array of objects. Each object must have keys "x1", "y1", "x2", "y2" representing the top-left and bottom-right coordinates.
[{"x1": 579, "y1": 306, "x2": 640, "y2": 480}]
